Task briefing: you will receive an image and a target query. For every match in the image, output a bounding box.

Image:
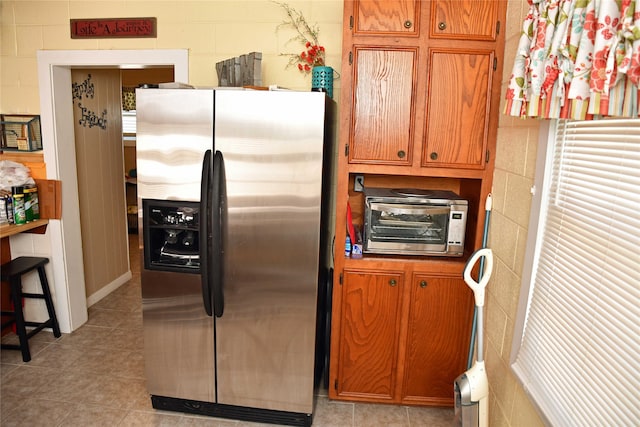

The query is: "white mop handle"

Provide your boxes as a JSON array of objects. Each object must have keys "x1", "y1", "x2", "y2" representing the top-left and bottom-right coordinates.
[{"x1": 463, "y1": 248, "x2": 493, "y2": 307}]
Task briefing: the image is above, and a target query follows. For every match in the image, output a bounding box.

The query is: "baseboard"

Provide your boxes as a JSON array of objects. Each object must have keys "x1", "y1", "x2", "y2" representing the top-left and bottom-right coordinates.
[{"x1": 86, "y1": 271, "x2": 132, "y2": 307}]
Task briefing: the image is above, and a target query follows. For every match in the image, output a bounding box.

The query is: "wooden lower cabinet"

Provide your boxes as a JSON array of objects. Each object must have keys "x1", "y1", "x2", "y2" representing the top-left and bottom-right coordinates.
[
  {"x1": 330, "y1": 267, "x2": 474, "y2": 406},
  {"x1": 401, "y1": 274, "x2": 474, "y2": 405},
  {"x1": 335, "y1": 269, "x2": 405, "y2": 401}
]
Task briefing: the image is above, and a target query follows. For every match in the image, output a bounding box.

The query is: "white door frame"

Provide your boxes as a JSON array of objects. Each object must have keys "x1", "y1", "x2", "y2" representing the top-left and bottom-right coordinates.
[{"x1": 37, "y1": 49, "x2": 189, "y2": 333}]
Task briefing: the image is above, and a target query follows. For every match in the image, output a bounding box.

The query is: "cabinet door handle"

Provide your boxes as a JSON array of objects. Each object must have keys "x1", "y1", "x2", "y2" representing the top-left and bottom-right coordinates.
[
  {"x1": 430, "y1": 152, "x2": 438, "y2": 160},
  {"x1": 389, "y1": 279, "x2": 397, "y2": 287},
  {"x1": 420, "y1": 280, "x2": 428, "y2": 288},
  {"x1": 438, "y1": 22, "x2": 447, "y2": 31},
  {"x1": 404, "y1": 20, "x2": 413, "y2": 29},
  {"x1": 398, "y1": 150, "x2": 406, "y2": 159}
]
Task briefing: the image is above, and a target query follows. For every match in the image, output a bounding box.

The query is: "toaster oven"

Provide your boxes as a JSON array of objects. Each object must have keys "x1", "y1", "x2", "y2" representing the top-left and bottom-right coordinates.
[{"x1": 363, "y1": 188, "x2": 468, "y2": 256}]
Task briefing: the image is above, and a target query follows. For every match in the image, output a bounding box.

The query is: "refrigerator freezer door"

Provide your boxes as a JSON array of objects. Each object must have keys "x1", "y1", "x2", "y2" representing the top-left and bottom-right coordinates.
[
  {"x1": 141, "y1": 269, "x2": 216, "y2": 403},
  {"x1": 213, "y1": 90, "x2": 327, "y2": 414},
  {"x1": 137, "y1": 89, "x2": 216, "y2": 403},
  {"x1": 137, "y1": 89, "x2": 215, "y2": 202}
]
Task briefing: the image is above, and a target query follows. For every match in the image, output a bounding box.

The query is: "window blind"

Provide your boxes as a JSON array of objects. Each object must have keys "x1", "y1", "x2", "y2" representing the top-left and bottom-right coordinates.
[
  {"x1": 122, "y1": 110, "x2": 136, "y2": 135},
  {"x1": 512, "y1": 119, "x2": 640, "y2": 426}
]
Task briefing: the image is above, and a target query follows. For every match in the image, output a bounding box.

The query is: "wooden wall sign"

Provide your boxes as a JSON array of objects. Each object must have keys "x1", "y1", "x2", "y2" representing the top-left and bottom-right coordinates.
[{"x1": 71, "y1": 17, "x2": 157, "y2": 39}]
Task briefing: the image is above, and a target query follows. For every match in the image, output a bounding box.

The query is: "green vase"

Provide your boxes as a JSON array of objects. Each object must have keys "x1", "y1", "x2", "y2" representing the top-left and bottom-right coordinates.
[{"x1": 311, "y1": 66, "x2": 333, "y2": 99}]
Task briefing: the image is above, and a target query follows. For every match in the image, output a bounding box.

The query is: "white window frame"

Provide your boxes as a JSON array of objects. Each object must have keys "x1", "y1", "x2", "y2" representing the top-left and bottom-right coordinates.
[
  {"x1": 510, "y1": 119, "x2": 640, "y2": 426},
  {"x1": 511, "y1": 120, "x2": 553, "y2": 366}
]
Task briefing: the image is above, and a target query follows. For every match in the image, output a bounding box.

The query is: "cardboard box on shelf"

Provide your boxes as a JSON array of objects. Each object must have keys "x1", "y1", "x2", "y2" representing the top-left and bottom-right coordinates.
[{"x1": 34, "y1": 179, "x2": 61, "y2": 220}]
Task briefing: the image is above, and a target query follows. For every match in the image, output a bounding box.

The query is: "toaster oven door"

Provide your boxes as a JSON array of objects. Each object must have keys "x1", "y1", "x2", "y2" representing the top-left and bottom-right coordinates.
[{"x1": 365, "y1": 202, "x2": 450, "y2": 254}]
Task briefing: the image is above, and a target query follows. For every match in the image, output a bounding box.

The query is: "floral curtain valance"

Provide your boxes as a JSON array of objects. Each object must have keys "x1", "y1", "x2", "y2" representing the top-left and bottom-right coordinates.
[{"x1": 505, "y1": 0, "x2": 640, "y2": 120}]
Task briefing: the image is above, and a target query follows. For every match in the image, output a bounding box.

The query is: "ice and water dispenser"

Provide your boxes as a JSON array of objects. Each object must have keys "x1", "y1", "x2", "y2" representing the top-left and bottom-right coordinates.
[{"x1": 142, "y1": 199, "x2": 200, "y2": 273}]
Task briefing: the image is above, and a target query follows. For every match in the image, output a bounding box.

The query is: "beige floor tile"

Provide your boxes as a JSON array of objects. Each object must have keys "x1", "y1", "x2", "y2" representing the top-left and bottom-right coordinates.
[
  {"x1": 33, "y1": 367, "x2": 98, "y2": 403},
  {"x1": 0, "y1": 365, "x2": 60, "y2": 397},
  {"x1": 179, "y1": 413, "x2": 241, "y2": 426},
  {"x1": 24, "y1": 330, "x2": 62, "y2": 344},
  {"x1": 57, "y1": 324, "x2": 114, "y2": 348},
  {"x1": 23, "y1": 342, "x2": 84, "y2": 370},
  {"x1": 86, "y1": 307, "x2": 131, "y2": 328},
  {"x1": 119, "y1": 409, "x2": 184, "y2": 426},
  {"x1": 102, "y1": 326, "x2": 145, "y2": 351},
  {"x1": 116, "y1": 308, "x2": 142, "y2": 329},
  {"x1": 0, "y1": 334, "x2": 52, "y2": 364},
  {"x1": 97, "y1": 347, "x2": 145, "y2": 379},
  {"x1": 354, "y1": 402, "x2": 410, "y2": 427},
  {"x1": 81, "y1": 374, "x2": 148, "y2": 409},
  {"x1": 66, "y1": 345, "x2": 118, "y2": 376},
  {"x1": 0, "y1": 362, "x2": 19, "y2": 381},
  {"x1": 57, "y1": 403, "x2": 128, "y2": 427},
  {"x1": 0, "y1": 398, "x2": 75, "y2": 427},
  {"x1": 0, "y1": 393, "x2": 22, "y2": 423},
  {"x1": 312, "y1": 396, "x2": 354, "y2": 426},
  {"x1": 406, "y1": 405, "x2": 456, "y2": 426}
]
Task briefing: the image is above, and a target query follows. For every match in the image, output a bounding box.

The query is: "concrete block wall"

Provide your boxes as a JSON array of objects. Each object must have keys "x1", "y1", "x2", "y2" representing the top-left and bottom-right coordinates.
[
  {"x1": 489, "y1": 0, "x2": 546, "y2": 425},
  {"x1": 0, "y1": 0, "x2": 344, "y2": 113}
]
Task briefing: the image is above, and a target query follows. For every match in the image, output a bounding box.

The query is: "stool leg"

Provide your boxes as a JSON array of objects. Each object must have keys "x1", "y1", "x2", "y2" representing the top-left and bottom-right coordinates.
[
  {"x1": 9, "y1": 278, "x2": 31, "y2": 362},
  {"x1": 36, "y1": 266, "x2": 61, "y2": 338}
]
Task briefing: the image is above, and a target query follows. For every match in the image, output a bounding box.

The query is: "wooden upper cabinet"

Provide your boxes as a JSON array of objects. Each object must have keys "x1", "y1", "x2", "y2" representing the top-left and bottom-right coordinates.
[
  {"x1": 423, "y1": 49, "x2": 493, "y2": 169},
  {"x1": 401, "y1": 275, "x2": 474, "y2": 404},
  {"x1": 350, "y1": 48, "x2": 416, "y2": 165},
  {"x1": 354, "y1": 0, "x2": 420, "y2": 36},
  {"x1": 336, "y1": 269, "x2": 404, "y2": 400},
  {"x1": 430, "y1": 0, "x2": 500, "y2": 41}
]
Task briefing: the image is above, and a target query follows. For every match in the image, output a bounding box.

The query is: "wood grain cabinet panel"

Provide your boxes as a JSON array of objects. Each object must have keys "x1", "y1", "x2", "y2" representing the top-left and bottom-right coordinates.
[
  {"x1": 350, "y1": 48, "x2": 416, "y2": 165},
  {"x1": 354, "y1": 0, "x2": 419, "y2": 36},
  {"x1": 401, "y1": 275, "x2": 474, "y2": 405},
  {"x1": 430, "y1": 0, "x2": 500, "y2": 41},
  {"x1": 423, "y1": 50, "x2": 493, "y2": 169},
  {"x1": 336, "y1": 270, "x2": 404, "y2": 400}
]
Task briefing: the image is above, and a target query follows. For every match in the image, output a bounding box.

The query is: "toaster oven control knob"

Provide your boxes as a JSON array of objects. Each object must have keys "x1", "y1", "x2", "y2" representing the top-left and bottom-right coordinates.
[
  {"x1": 389, "y1": 279, "x2": 397, "y2": 287},
  {"x1": 397, "y1": 150, "x2": 406, "y2": 158},
  {"x1": 420, "y1": 280, "x2": 428, "y2": 288},
  {"x1": 430, "y1": 152, "x2": 438, "y2": 160}
]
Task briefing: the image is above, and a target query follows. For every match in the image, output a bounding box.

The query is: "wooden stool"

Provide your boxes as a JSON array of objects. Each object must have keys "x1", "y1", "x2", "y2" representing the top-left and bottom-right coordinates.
[{"x1": 1, "y1": 256, "x2": 61, "y2": 362}]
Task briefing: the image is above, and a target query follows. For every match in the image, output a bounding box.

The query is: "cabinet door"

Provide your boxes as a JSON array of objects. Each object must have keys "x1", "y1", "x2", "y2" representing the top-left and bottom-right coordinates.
[
  {"x1": 336, "y1": 269, "x2": 404, "y2": 400},
  {"x1": 354, "y1": 0, "x2": 419, "y2": 36},
  {"x1": 423, "y1": 49, "x2": 493, "y2": 169},
  {"x1": 401, "y1": 275, "x2": 474, "y2": 404},
  {"x1": 430, "y1": 0, "x2": 500, "y2": 41},
  {"x1": 350, "y1": 48, "x2": 416, "y2": 165}
]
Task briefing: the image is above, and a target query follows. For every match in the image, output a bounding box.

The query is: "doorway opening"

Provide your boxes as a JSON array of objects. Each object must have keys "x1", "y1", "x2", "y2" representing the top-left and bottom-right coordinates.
[
  {"x1": 37, "y1": 50, "x2": 189, "y2": 333},
  {"x1": 71, "y1": 67, "x2": 175, "y2": 308}
]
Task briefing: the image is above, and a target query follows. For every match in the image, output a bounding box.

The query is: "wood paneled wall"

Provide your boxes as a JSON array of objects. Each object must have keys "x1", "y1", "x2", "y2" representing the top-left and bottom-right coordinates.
[{"x1": 71, "y1": 69, "x2": 128, "y2": 301}]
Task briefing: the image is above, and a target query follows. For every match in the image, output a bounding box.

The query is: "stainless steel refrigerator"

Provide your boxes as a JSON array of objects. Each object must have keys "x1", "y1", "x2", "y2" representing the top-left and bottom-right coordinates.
[{"x1": 136, "y1": 88, "x2": 334, "y2": 426}]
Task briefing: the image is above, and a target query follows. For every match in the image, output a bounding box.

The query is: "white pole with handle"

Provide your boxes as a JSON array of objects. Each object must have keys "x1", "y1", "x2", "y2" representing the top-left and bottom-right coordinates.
[{"x1": 455, "y1": 247, "x2": 493, "y2": 427}]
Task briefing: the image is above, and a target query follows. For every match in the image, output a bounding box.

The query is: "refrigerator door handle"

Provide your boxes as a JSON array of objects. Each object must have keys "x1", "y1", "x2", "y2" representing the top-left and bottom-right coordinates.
[
  {"x1": 199, "y1": 150, "x2": 213, "y2": 317},
  {"x1": 212, "y1": 150, "x2": 225, "y2": 318}
]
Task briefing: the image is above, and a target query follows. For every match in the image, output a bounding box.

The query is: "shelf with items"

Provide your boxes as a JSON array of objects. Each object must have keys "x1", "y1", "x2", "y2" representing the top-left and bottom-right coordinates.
[
  {"x1": 0, "y1": 115, "x2": 43, "y2": 152},
  {"x1": 341, "y1": 173, "x2": 483, "y2": 255}
]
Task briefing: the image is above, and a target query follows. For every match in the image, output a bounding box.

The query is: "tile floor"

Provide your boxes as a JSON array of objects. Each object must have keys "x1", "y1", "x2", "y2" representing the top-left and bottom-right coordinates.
[{"x1": 0, "y1": 236, "x2": 456, "y2": 426}]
